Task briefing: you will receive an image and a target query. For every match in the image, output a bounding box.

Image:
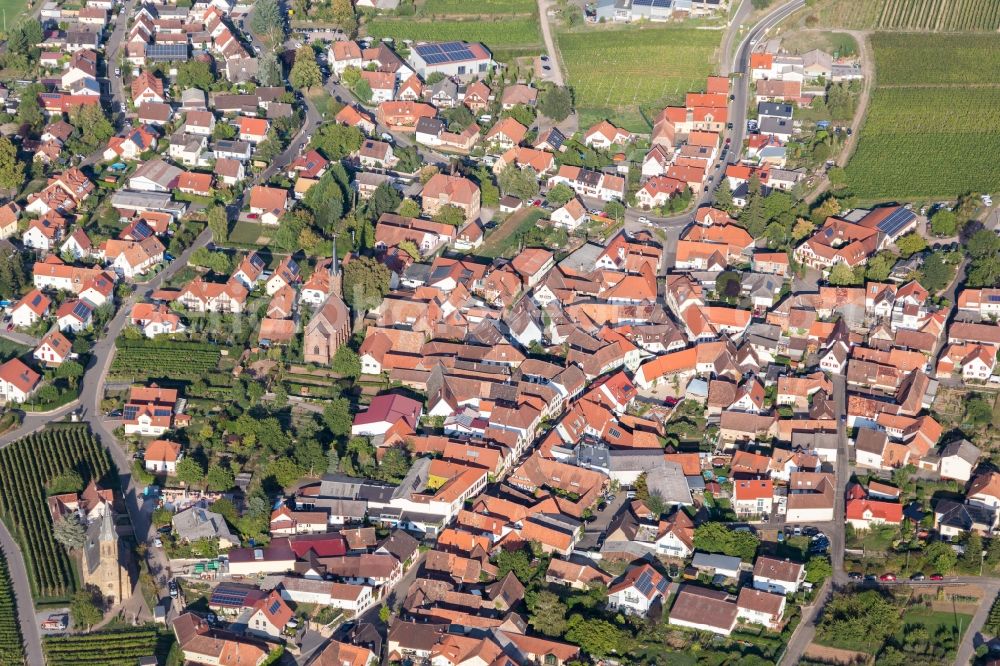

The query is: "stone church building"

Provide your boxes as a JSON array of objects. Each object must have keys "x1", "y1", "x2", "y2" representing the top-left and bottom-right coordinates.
[{"x1": 82, "y1": 506, "x2": 132, "y2": 606}]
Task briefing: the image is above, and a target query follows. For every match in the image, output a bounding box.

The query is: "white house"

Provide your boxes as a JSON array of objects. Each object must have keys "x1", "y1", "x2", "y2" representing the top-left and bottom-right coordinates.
[
  {"x1": 278, "y1": 578, "x2": 374, "y2": 614},
  {"x1": 144, "y1": 439, "x2": 182, "y2": 474},
  {"x1": 245, "y1": 590, "x2": 293, "y2": 640},
  {"x1": 550, "y1": 198, "x2": 589, "y2": 230},
  {"x1": 736, "y1": 588, "x2": 786, "y2": 629},
  {"x1": 33, "y1": 330, "x2": 72, "y2": 367},
  {"x1": 938, "y1": 439, "x2": 981, "y2": 483},
  {"x1": 606, "y1": 563, "x2": 667, "y2": 617},
  {"x1": 0, "y1": 358, "x2": 41, "y2": 403},
  {"x1": 668, "y1": 585, "x2": 738, "y2": 636},
  {"x1": 56, "y1": 299, "x2": 94, "y2": 333},
  {"x1": 10, "y1": 290, "x2": 51, "y2": 328},
  {"x1": 752, "y1": 556, "x2": 805, "y2": 596}
]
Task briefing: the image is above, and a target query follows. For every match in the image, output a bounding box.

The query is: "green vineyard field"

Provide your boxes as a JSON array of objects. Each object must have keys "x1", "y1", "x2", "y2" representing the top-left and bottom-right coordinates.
[
  {"x1": 0, "y1": 426, "x2": 112, "y2": 601},
  {"x1": 0, "y1": 548, "x2": 24, "y2": 666}
]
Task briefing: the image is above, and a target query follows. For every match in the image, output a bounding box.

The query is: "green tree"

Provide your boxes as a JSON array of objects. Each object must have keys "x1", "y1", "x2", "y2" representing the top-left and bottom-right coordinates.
[
  {"x1": 290, "y1": 47, "x2": 322, "y2": 90},
  {"x1": 70, "y1": 102, "x2": 114, "y2": 153},
  {"x1": 376, "y1": 447, "x2": 411, "y2": 484},
  {"x1": 816, "y1": 590, "x2": 900, "y2": 648},
  {"x1": 398, "y1": 198, "x2": 421, "y2": 218},
  {"x1": 865, "y1": 251, "x2": 897, "y2": 282},
  {"x1": 961, "y1": 531, "x2": 984, "y2": 571},
  {"x1": 311, "y1": 123, "x2": 364, "y2": 160},
  {"x1": 919, "y1": 251, "x2": 952, "y2": 292},
  {"x1": 498, "y1": 165, "x2": 540, "y2": 201},
  {"x1": 493, "y1": 547, "x2": 535, "y2": 583},
  {"x1": 341, "y1": 66, "x2": 362, "y2": 87},
  {"x1": 323, "y1": 398, "x2": 353, "y2": 437},
  {"x1": 564, "y1": 615, "x2": 624, "y2": 658},
  {"x1": 250, "y1": 0, "x2": 284, "y2": 43},
  {"x1": 966, "y1": 398, "x2": 994, "y2": 425},
  {"x1": 332, "y1": 0, "x2": 358, "y2": 35},
  {"x1": 805, "y1": 556, "x2": 832, "y2": 584},
  {"x1": 378, "y1": 604, "x2": 390, "y2": 623},
  {"x1": 53, "y1": 514, "x2": 86, "y2": 551},
  {"x1": 433, "y1": 204, "x2": 468, "y2": 227},
  {"x1": 267, "y1": 459, "x2": 305, "y2": 488},
  {"x1": 342, "y1": 255, "x2": 390, "y2": 311},
  {"x1": 0, "y1": 137, "x2": 24, "y2": 192},
  {"x1": 206, "y1": 463, "x2": 235, "y2": 491},
  {"x1": 693, "y1": 522, "x2": 759, "y2": 561},
  {"x1": 502, "y1": 104, "x2": 535, "y2": 127},
  {"x1": 17, "y1": 84, "x2": 44, "y2": 131},
  {"x1": 472, "y1": 167, "x2": 499, "y2": 208},
  {"x1": 528, "y1": 590, "x2": 568, "y2": 636},
  {"x1": 896, "y1": 231, "x2": 927, "y2": 258},
  {"x1": 294, "y1": 438, "x2": 326, "y2": 476},
  {"x1": 353, "y1": 79, "x2": 373, "y2": 105},
  {"x1": 70, "y1": 588, "x2": 103, "y2": 629},
  {"x1": 923, "y1": 540, "x2": 958, "y2": 573},
  {"x1": 828, "y1": 261, "x2": 861, "y2": 286},
  {"x1": 604, "y1": 200, "x2": 625, "y2": 220},
  {"x1": 930, "y1": 208, "x2": 958, "y2": 237},
  {"x1": 539, "y1": 86, "x2": 573, "y2": 122},
  {"x1": 443, "y1": 104, "x2": 474, "y2": 132},
  {"x1": 546, "y1": 183, "x2": 576, "y2": 207},
  {"x1": 207, "y1": 204, "x2": 229, "y2": 242},
  {"x1": 213, "y1": 122, "x2": 237, "y2": 141},
  {"x1": 176, "y1": 61, "x2": 215, "y2": 90},
  {"x1": 715, "y1": 178, "x2": 734, "y2": 211},
  {"x1": 176, "y1": 457, "x2": 206, "y2": 486},
  {"x1": 968, "y1": 228, "x2": 1000, "y2": 259},
  {"x1": 332, "y1": 345, "x2": 361, "y2": 378},
  {"x1": 257, "y1": 51, "x2": 282, "y2": 87},
  {"x1": 55, "y1": 360, "x2": 84, "y2": 388}
]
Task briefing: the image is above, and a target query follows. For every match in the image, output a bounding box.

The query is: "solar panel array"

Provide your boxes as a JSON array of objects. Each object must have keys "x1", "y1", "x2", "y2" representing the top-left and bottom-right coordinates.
[
  {"x1": 876, "y1": 208, "x2": 916, "y2": 237},
  {"x1": 634, "y1": 0, "x2": 671, "y2": 6},
  {"x1": 211, "y1": 587, "x2": 251, "y2": 607},
  {"x1": 268, "y1": 599, "x2": 282, "y2": 615},
  {"x1": 415, "y1": 41, "x2": 476, "y2": 65},
  {"x1": 72, "y1": 302, "x2": 91, "y2": 319},
  {"x1": 635, "y1": 569, "x2": 656, "y2": 596},
  {"x1": 123, "y1": 405, "x2": 138, "y2": 421}
]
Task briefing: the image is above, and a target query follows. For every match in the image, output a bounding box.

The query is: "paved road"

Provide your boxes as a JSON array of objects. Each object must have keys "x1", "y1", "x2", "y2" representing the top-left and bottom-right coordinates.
[
  {"x1": 955, "y1": 579, "x2": 1000, "y2": 666},
  {"x1": 0, "y1": 329, "x2": 40, "y2": 347},
  {"x1": 535, "y1": 0, "x2": 565, "y2": 88},
  {"x1": 0, "y1": 537, "x2": 43, "y2": 665},
  {"x1": 719, "y1": 0, "x2": 750, "y2": 77}
]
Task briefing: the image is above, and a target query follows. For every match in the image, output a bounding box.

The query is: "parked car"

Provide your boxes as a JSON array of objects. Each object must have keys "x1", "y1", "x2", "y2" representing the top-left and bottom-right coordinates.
[
  {"x1": 930, "y1": 573, "x2": 944, "y2": 581},
  {"x1": 910, "y1": 572, "x2": 925, "y2": 581},
  {"x1": 848, "y1": 572, "x2": 863, "y2": 581},
  {"x1": 864, "y1": 573, "x2": 878, "y2": 582},
  {"x1": 879, "y1": 573, "x2": 897, "y2": 582}
]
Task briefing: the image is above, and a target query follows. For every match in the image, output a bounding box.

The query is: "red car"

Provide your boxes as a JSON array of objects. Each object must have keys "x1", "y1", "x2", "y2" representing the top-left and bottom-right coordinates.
[
  {"x1": 664, "y1": 397, "x2": 678, "y2": 407},
  {"x1": 531, "y1": 199, "x2": 543, "y2": 207},
  {"x1": 930, "y1": 573, "x2": 944, "y2": 581},
  {"x1": 247, "y1": 213, "x2": 259, "y2": 220},
  {"x1": 879, "y1": 573, "x2": 897, "y2": 582}
]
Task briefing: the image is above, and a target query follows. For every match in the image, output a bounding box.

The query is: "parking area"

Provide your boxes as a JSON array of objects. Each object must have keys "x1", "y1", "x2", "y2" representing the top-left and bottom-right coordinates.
[{"x1": 576, "y1": 492, "x2": 628, "y2": 550}]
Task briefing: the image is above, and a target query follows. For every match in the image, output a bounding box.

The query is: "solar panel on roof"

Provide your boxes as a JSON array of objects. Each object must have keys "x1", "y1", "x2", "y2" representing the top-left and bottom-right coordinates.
[
  {"x1": 73, "y1": 302, "x2": 91, "y2": 318},
  {"x1": 154, "y1": 408, "x2": 172, "y2": 417},
  {"x1": 876, "y1": 208, "x2": 915, "y2": 237},
  {"x1": 123, "y1": 406, "x2": 138, "y2": 420},
  {"x1": 268, "y1": 599, "x2": 281, "y2": 614}
]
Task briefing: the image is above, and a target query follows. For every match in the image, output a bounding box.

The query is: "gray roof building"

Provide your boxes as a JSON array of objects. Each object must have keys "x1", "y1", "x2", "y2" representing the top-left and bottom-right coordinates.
[{"x1": 171, "y1": 507, "x2": 239, "y2": 547}]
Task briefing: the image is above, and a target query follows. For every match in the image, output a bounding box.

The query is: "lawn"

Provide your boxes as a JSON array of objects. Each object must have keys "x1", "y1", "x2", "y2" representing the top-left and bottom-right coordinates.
[
  {"x1": 419, "y1": 0, "x2": 536, "y2": 15},
  {"x1": 0, "y1": 338, "x2": 29, "y2": 363},
  {"x1": 843, "y1": 33, "x2": 1000, "y2": 200},
  {"x1": 228, "y1": 221, "x2": 273, "y2": 246},
  {"x1": 805, "y1": 0, "x2": 1000, "y2": 31},
  {"x1": 364, "y1": 17, "x2": 543, "y2": 56},
  {"x1": 475, "y1": 208, "x2": 547, "y2": 259},
  {"x1": 0, "y1": 0, "x2": 30, "y2": 32},
  {"x1": 556, "y1": 25, "x2": 720, "y2": 132}
]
